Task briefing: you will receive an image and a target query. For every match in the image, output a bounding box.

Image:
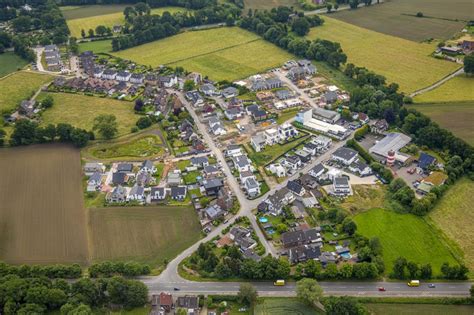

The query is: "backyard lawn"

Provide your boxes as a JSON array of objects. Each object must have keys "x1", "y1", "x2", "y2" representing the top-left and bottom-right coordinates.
[
  {"x1": 307, "y1": 17, "x2": 460, "y2": 93},
  {"x1": 354, "y1": 208, "x2": 460, "y2": 275},
  {"x1": 113, "y1": 27, "x2": 293, "y2": 81},
  {"x1": 429, "y1": 178, "x2": 474, "y2": 271},
  {"x1": 0, "y1": 53, "x2": 29, "y2": 77},
  {"x1": 414, "y1": 75, "x2": 474, "y2": 103},
  {"x1": 0, "y1": 71, "x2": 53, "y2": 114},
  {"x1": 247, "y1": 134, "x2": 309, "y2": 166},
  {"x1": 39, "y1": 92, "x2": 137, "y2": 138}
]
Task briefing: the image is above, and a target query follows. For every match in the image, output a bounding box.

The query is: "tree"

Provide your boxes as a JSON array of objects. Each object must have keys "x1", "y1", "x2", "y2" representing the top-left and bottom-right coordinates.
[
  {"x1": 349, "y1": 0, "x2": 360, "y2": 9},
  {"x1": 81, "y1": 29, "x2": 86, "y2": 38},
  {"x1": 292, "y1": 18, "x2": 310, "y2": 36},
  {"x1": 334, "y1": 3, "x2": 339, "y2": 10},
  {"x1": 326, "y1": 3, "x2": 333, "y2": 12},
  {"x1": 407, "y1": 261, "x2": 419, "y2": 279},
  {"x1": 93, "y1": 114, "x2": 118, "y2": 139},
  {"x1": 95, "y1": 25, "x2": 107, "y2": 37},
  {"x1": 0, "y1": 128, "x2": 6, "y2": 146},
  {"x1": 88, "y1": 29, "x2": 94, "y2": 38},
  {"x1": 107, "y1": 277, "x2": 148, "y2": 308},
  {"x1": 296, "y1": 278, "x2": 323, "y2": 307},
  {"x1": 183, "y1": 80, "x2": 195, "y2": 91},
  {"x1": 420, "y1": 264, "x2": 432, "y2": 279},
  {"x1": 470, "y1": 284, "x2": 474, "y2": 299},
  {"x1": 323, "y1": 296, "x2": 368, "y2": 315},
  {"x1": 237, "y1": 283, "x2": 258, "y2": 306},
  {"x1": 136, "y1": 116, "x2": 152, "y2": 129},
  {"x1": 464, "y1": 54, "x2": 474, "y2": 74},
  {"x1": 392, "y1": 257, "x2": 407, "y2": 279},
  {"x1": 342, "y1": 218, "x2": 357, "y2": 235},
  {"x1": 10, "y1": 119, "x2": 38, "y2": 146},
  {"x1": 134, "y1": 99, "x2": 144, "y2": 111},
  {"x1": 42, "y1": 95, "x2": 54, "y2": 109}
]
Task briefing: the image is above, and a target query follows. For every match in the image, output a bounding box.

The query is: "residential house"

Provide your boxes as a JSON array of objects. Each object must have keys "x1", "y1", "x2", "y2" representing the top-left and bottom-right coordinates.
[
  {"x1": 312, "y1": 135, "x2": 332, "y2": 149},
  {"x1": 235, "y1": 234, "x2": 257, "y2": 251},
  {"x1": 203, "y1": 165, "x2": 220, "y2": 177},
  {"x1": 269, "y1": 163, "x2": 286, "y2": 177},
  {"x1": 278, "y1": 123, "x2": 298, "y2": 141},
  {"x1": 202, "y1": 178, "x2": 224, "y2": 196},
  {"x1": 275, "y1": 89, "x2": 292, "y2": 100},
  {"x1": 252, "y1": 109, "x2": 268, "y2": 122},
  {"x1": 313, "y1": 108, "x2": 340, "y2": 123},
  {"x1": 281, "y1": 228, "x2": 321, "y2": 248},
  {"x1": 299, "y1": 174, "x2": 318, "y2": 190},
  {"x1": 418, "y1": 152, "x2": 436, "y2": 172},
  {"x1": 303, "y1": 142, "x2": 318, "y2": 156},
  {"x1": 239, "y1": 171, "x2": 256, "y2": 184},
  {"x1": 176, "y1": 296, "x2": 199, "y2": 315},
  {"x1": 323, "y1": 91, "x2": 338, "y2": 104},
  {"x1": 283, "y1": 155, "x2": 301, "y2": 170},
  {"x1": 210, "y1": 121, "x2": 227, "y2": 136},
  {"x1": 127, "y1": 185, "x2": 145, "y2": 202},
  {"x1": 246, "y1": 104, "x2": 259, "y2": 116},
  {"x1": 150, "y1": 187, "x2": 167, "y2": 202},
  {"x1": 287, "y1": 180, "x2": 306, "y2": 197},
  {"x1": 348, "y1": 160, "x2": 371, "y2": 176},
  {"x1": 230, "y1": 226, "x2": 251, "y2": 241},
  {"x1": 158, "y1": 75, "x2": 177, "y2": 88},
  {"x1": 145, "y1": 74, "x2": 158, "y2": 85},
  {"x1": 157, "y1": 292, "x2": 173, "y2": 313},
  {"x1": 289, "y1": 244, "x2": 321, "y2": 264},
  {"x1": 185, "y1": 90, "x2": 205, "y2": 107},
  {"x1": 358, "y1": 112, "x2": 369, "y2": 124},
  {"x1": 167, "y1": 172, "x2": 182, "y2": 186},
  {"x1": 265, "y1": 128, "x2": 279, "y2": 145},
  {"x1": 266, "y1": 77, "x2": 282, "y2": 89},
  {"x1": 370, "y1": 119, "x2": 389, "y2": 134},
  {"x1": 19, "y1": 100, "x2": 36, "y2": 117},
  {"x1": 112, "y1": 172, "x2": 128, "y2": 185},
  {"x1": 221, "y1": 86, "x2": 239, "y2": 99},
  {"x1": 191, "y1": 156, "x2": 209, "y2": 168},
  {"x1": 84, "y1": 162, "x2": 105, "y2": 175},
  {"x1": 93, "y1": 67, "x2": 103, "y2": 78},
  {"x1": 333, "y1": 177, "x2": 351, "y2": 196},
  {"x1": 320, "y1": 251, "x2": 337, "y2": 266},
  {"x1": 140, "y1": 160, "x2": 156, "y2": 174},
  {"x1": 309, "y1": 163, "x2": 326, "y2": 179},
  {"x1": 136, "y1": 172, "x2": 153, "y2": 186},
  {"x1": 205, "y1": 204, "x2": 225, "y2": 220},
  {"x1": 295, "y1": 150, "x2": 311, "y2": 163},
  {"x1": 200, "y1": 83, "x2": 218, "y2": 96},
  {"x1": 233, "y1": 155, "x2": 254, "y2": 173},
  {"x1": 251, "y1": 133, "x2": 266, "y2": 152},
  {"x1": 116, "y1": 71, "x2": 131, "y2": 82},
  {"x1": 102, "y1": 69, "x2": 117, "y2": 80},
  {"x1": 87, "y1": 172, "x2": 102, "y2": 192},
  {"x1": 107, "y1": 185, "x2": 127, "y2": 203},
  {"x1": 130, "y1": 73, "x2": 144, "y2": 84},
  {"x1": 224, "y1": 107, "x2": 243, "y2": 120},
  {"x1": 226, "y1": 145, "x2": 242, "y2": 157},
  {"x1": 244, "y1": 177, "x2": 260, "y2": 197},
  {"x1": 170, "y1": 186, "x2": 187, "y2": 201},
  {"x1": 117, "y1": 163, "x2": 133, "y2": 173},
  {"x1": 332, "y1": 147, "x2": 358, "y2": 165}
]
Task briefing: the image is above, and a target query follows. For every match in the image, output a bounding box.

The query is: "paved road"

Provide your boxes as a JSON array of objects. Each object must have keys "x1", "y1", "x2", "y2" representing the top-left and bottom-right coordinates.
[
  {"x1": 410, "y1": 67, "x2": 464, "y2": 98},
  {"x1": 274, "y1": 71, "x2": 319, "y2": 109}
]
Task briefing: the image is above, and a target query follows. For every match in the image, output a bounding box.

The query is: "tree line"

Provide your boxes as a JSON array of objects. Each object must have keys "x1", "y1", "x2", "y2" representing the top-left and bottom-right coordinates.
[
  {"x1": 392, "y1": 257, "x2": 468, "y2": 280},
  {"x1": 88, "y1": 261, "x2": 151, "y2": 278}
]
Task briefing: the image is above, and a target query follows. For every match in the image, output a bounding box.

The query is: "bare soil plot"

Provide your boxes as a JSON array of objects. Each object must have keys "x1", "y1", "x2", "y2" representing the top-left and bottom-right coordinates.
[
  {"x1": 330, "y1": 0, "x2": 470, "y2": 42},
  {"x1": 0, "y1": 145, "x2": 89, "y2": 264},
  {"x1": 88, "y1": 206, "x2": 201, "y2": 266}
]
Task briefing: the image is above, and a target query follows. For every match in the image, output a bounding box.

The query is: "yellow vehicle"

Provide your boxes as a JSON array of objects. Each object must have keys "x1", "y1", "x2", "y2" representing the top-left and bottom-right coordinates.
[
  {"x1": 407, "y1": 280, "x2": 420, "y2": 287},
  {"x1": 274, "y1": 280, "x2": 285, "y2": 286}
]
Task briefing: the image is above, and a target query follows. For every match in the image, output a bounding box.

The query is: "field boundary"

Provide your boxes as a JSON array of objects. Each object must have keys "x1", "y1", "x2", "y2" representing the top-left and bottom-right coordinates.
[{"x1": 410, "y1": 67, "x2": 464, "y2": 98}]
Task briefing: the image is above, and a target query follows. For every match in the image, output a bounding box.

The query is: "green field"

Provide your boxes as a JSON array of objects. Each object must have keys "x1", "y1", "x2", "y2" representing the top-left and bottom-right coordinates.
[
  {"x1": 353, "y1": 208, "x2": 459, "y2": 275},
  {"x1": 0, "y1": 71, "x2": 53, "y2": 114},
  {"x1": 414, "y1": 75, "x2": 474, "y2": 103},
  {"x1": 307, "y1": 17, "x2": 460, "y2": 93},
  {"x1": 65, "y1": 6, "x2": 188, "y2": 38},
  {"x1": 429, "y1": 178, "x2": 474, "y2": 270},
  {"x1": 247, "y1": 135, "x2": 309, "y2": 166},
  {"x1": 114, "y1": 27, "x2": 293, "y2": 81},
  {"x1": 88, "y1": 206, "x2": 201, "y2": 266},
  {"x1": 366, "y1": 303, "x2": 474, "y2": 315},
  {"x1": 78, "y1": 39, "x2": 112, "y2": 54},
  {"x1": 407, "y1": 101, "x2": 474, "y2": 146},
  {"x1": 0, "y1": 53, "x2": 29, "y2": 77},
  {"x1": 254, "y1": 298, "x2": 322, "y2": 315},
  {"x1": 39, "y1": 92, "x2": 137, "y2": 138},
  {"x1": 243, "y1": 0, "x2": 298, "y2": 11},
  {"x1": 330, "y1": 0, "x2": 470, "y2": 42}
]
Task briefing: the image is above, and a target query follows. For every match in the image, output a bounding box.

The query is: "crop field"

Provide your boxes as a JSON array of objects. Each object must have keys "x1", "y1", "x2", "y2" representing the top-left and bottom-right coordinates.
[
  {"x1": 0, "y1": 145, "x2": 89, "y2": 264},
  {"x1": 255, "y1": 298, "x2": 322, "y2": 315},
  {"x1": 354, "y1": 208, "x2": 459, "y2": 275},
  {"x1": 0, "y1": 53, "x2": 28, "y2": 77},
  {"x1": 65, "y1": 6, "x2": 188, "y2": 38},
  {"x1": 330, "y1": 0, "x2": 470, "y2": 42},
  {"x1": 88, "y1": 206, "x2": 201, "y2": 265},
  {"x1": 78, "y1": 39, "x2": 112, "y2": 54},
  {"x1": 407, "y1": 101, "x2": 474, "y2": 146},
  {"x1": 0, "y1": 71, "x2": 53, "y2": 114},
  {"x1": 113, "y1": 27, "x2": 293, "y2": 81},
  {"x1": 429, "y1": 178, "x2": 474, "y2": 270},
  {"x1": 414, "y1": 75, "x2": 474, "y2": 103},
  {"x1": 39, "y1": 92, "x2": 137, "y2": 138},
  {"x1": 307, "y1": 17, "x2": 460, "y2": 93},
  {"x1": 366, "y1": 304, "x2": 474, "y2": 315}
]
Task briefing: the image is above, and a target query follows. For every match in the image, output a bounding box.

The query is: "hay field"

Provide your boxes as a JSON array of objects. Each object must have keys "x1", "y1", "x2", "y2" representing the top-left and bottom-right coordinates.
[
  {"x1": 429, "y1": 178, "x2": 474, "y2": 270},
  {"x1": 307, "y1": 17, "x2": 460, "y2": 93},
  {"x1": 330, "y1": 0, "x2": 470, "y2": 42},
  {"x1": 39, "y1": 92, "x2": 137, "y2": 138},
  {"x1": 114, "y1": 27, "x2": 293, "y2": 81},
  {"x1": 414, "y1": 75, "x2": 474, "y2": 103},
  {"x1": 354, "y1": 208, "x2": 459, "y2": 275},
  {"x1": 88, "y1": 206, "x2": 201, "y2": 265},
  {"x1": 407, "y1": 101, "x2": 474, "y2": 146},
  {"x1": 0, "y1": 145, "x2": 89, "y2": 264},
  {"x1": 66, "y1": 6, "x2": 188, "y2": 38},
  {"x1": 0, "y1": 71, "x2": 53, "y2": 114}
]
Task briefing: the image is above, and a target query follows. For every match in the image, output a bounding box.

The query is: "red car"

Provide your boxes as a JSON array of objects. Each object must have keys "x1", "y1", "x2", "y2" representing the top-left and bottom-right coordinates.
[{"x1": 378, "y1": 287, "x2": 386, "y2": 292}]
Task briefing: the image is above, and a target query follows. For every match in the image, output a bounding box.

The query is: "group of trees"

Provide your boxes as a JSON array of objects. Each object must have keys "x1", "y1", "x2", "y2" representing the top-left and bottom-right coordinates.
[
  {"x1": 88, "y1": 261, "x2": 151, "y2": 278},
  {"x1": 81, "y1": 25, "x2": 113, "y2": 38},
  {"x1": 239, "y1": 8, "x2": 347, "y2": 68},
  {"x1": 392, "y1": 257, "x2": 468, "y2": 280},
  {"x1": 464, "y1": 54, "x2": 474, "y2": 74},
  {"x1": 111, "y1": 1, "x2": 241, "y2": 50},
  {"x1": 93, "y1": 114, "x2": 118, "y2": 139},
  {"x1": 9, "y1": 120, "x2": 93, "y2": 147},
  {"x1": 187, "y1": 243, "x2": 290, "y2": 280},
  {"x1": 0, "y1": 262, "x2": 82, "y2": 279}
]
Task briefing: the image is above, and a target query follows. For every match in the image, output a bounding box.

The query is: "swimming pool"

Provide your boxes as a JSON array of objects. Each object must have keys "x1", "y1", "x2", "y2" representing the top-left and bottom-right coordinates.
[
  {"x1": 340, "y1": 252, "x2": 352, "y2": 259},
  {"x1": 259, "y1": 217, "x2": 269, "y2": 223}
]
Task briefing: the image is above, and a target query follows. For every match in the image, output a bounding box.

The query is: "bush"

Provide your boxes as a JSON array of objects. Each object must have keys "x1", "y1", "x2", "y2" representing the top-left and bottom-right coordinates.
[
  {"x1": 416, "y1": 12, "x2": 423, "y2": 17},
  {"x1": 136, "y1": 116, "x2": 153, "y2": 129}
]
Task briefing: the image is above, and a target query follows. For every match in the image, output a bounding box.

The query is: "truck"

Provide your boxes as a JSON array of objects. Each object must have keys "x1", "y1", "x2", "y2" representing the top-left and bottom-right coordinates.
[
  {"x1": 273, "y1": 280, "x2": 285, "y2": 286},
  {"x1": 407, "y1": 280, "x2": 420, "y2": 287}
]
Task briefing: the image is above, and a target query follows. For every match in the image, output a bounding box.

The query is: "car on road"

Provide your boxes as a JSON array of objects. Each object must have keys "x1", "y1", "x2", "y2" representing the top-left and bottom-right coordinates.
[
  {"x1": 274, "y1": 280, "x2": 285, "y2": 286},
  {"x1": 378, "y1": 287, "x2": 386, "y2": 291},
  {"x1": 428, "y1": 283, "x2": 436, "y2": 288},
  {"x1": 408, "y1": 280, "x2": 420, "y2": 287},
  {"x1": 173, "y1": 287, "x2": 180, "y2": 291}
]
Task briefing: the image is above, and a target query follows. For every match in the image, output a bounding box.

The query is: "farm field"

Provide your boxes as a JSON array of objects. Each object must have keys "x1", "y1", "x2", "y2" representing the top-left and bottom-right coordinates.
[
  {"x1": 414, "y1": 75, "x2": 474, "y2": 103},
  {"x1": 0, "y1": 71, "x2": 53, "y2": 114},
  {"x1": 407, "y1": 101, "x2": 474, "y2": 146},
  {"x1": 65, "y1": 6, "x2": 188, "y2": 38},
  {"x1": 88, "y1": 206, "x2": 201, "y2": 265},
  {"x1": 113, "y1": 27, "x2": 293, "y2": 81},
  {"x1": 78, "y1": 39, "x2": 112, "y2": 54},
  {"x1": 353, "y1": 208, "x2": 460, "y2": 275},
  {"x1": 254, "y1": 298, "x2": 322, "y2": 315},
  {"x1": 307, "y1": 17, "x2": 460, "y2": 93},
  {"x1": 429, "y1": 178, "x2": 474, "y2": 270},
  {"x1": 39, "y1": 92, "x2": 137, "y2": 138},
  {"x1": 243, "y1": 0, "x2": 297, "y2": 11},
  {"x1": 0, "y1": 53, "x2": 28, "y2": 77},
  {"x1": 366, "y1": 304, "x2": 474, "y2": 315},
  {"x1": 329, "y1": 0, "x2": 469, "y2": 42},
  {"x1": 0, "y1": 145, "x2": 89, "y2": 264}
]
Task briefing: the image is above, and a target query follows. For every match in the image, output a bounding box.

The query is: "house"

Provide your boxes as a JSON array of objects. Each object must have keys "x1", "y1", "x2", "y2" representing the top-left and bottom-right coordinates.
[
  {"x1": 240, "y1": 171, "x2": 256, "y2": 184},
  {"x1": 252, "y1": 109, "x2": 268, "y2": 121},
  {"x1": 112, "y1": 172, "x2": 127, "y2": 185},
  {"x1": 295, "y1": 150, "x2": 311, "y2": 163},
  {"x1": 221, "y1": 86, "x2": 239, "y2": 99},
  {"x1": 323, "y1": 91, "x2": 338, "y2": 104},
  {"x1": 116, "y1": 71, "x2": 131, "y2": 82},
  {"x1": 205, "y1": 204, "x2": 225, "y2": 220},
  {"x1": 150, "y1": 187, "x2": 167, "y2": 202},
  {"x1": 312, "y1": 135, "x2": 332, "y2": 149},
  {"x1": 102, "y1": 69, "x2": 117, "y2": 80},
  {"x1": 200, "y1": 83, "x2": 218, "y2": 96},
  {"x1": 349, "y1": 160, "x2": 371, "y2": 176},
  {"x1": 284, "y1": 155, "x2": 302, "y2": 170},
  {"x1": 261, "y1": 187, "x2": 295, "y2": 215},
  {"x1": 136, "y1": 172, "x2": 153, "y2": 186},
  {"x1": 170, "y1": 186, "x2": 187, "y2": 201},
  {"x1": 203, "y1": 165, "x2": 220, "y2": 177},
  {"x1": 332, "y1": 147, "x2": 358, "y2": 165},
  {"x1": 84, "y1": 162, "x2": 105, "y2": 175},
  {"x1": 233, "y1": 155, "x2": 254, "y2": 173},
  {"x1": 358, "y1": 112, "x2": 369, "y2": 124},
  {"x1": 130, "y1": 73, "x2": 144, "y2": 84},
  {"x1": 246, "y1": 104, "x2": 259, "y2": 116},
  {"x1": 313, "y1": 107, "x2": 340, "y2": 123},
  {"x1": 191, "y1": 156, "x2": 209, "y2": 168},
  {"x1": 235, "y1": 235, "x2": 257, "y2": 251},
  {"x1": 287, "y1": 180, "x2": 306, "y2": 196},
  {"x1": 210, "y1": 122, "x2": 227, "y2": 136},
  {"x1": 185, "y1": 72, "x2": 202, "y2": 85},
  {"x1": 140, "y1": 160, "x2": 156, "y2": 174},
  {"x1": 423, "y1": 171, "x2": 448, "y2": 187},
  {"x1": 309, "y1": 163, "x2": 326, "y2": 179},
  {"x1": 244, "y1": 177, "x2": 260, "y2": 197},
  {"x1": 230, "y1": 226, "x2": 251, "y2": 241},
  {"x1": 370, "y1": 119, "x2": 389, "y2": 134},
  {"x1": 264, "y1": 128, "x2": 279, "y2": 145},
  {"x1": 145, "y1": 74, "x2": 158, "y2": 85},
  {"x1": 266, "y1": 77, "x2": 282, "y2": 89},
  {"x1": 418, "y1": 152, "x2": 436, "y2": 172},
  {"x1": 158, "y1": 75, "x2": 177, "y2": 88},
  {"x1": 176, "y1": 296, "x2": 199, "y2": 314},
  {"x1": 117, "y1": 163, "x2": 133, "y2": 173},
  {"x1": 226, "y1": 145, "x2": 242, "y2": 157},
  {"x1": 87, "y1": 172, "x2": 102, "y2": 192},
  {"x1": 320, "y1": 251, "x2": 337, "y2": 266},
  {"x1": 185, "y1": 91, "x2": 205, "y2": 107},
  {"x1": 278, "y1": 123, "x2": 298, "y2": 141},
  {"x1": 127, "y1": 185, "x2": 145, "y2": 202},
  {"x1": 281, "y1": 228, "x2": 320, "y2": 248},
  {"x1": 289, "y1": 244, "x2": 321, "y2": 264},
  {"x1": 243, "y1": 248, "x2": 261, "y2": 261},
  {"x1": 157, "y1": 292, "x2": 173, "y2": 313},
  {"x1": 303, "y1": 142, "x2": 318, "y2": 156},
  {"x1": 275, "y1": 89, "x2": 292, "y2": 100},
  {"x1": 107, "y1": 185, "x2": 127, "y2": 203},
  {"x1": 202, "y1": 178, "x2": 224, "y2": 196},
  {"x1": 416, "y1": 182, "x2": 433, "y2": 195},
  {"x1": 93, "y1": 67, "x2": 103, "y2": 78},
  {"x1": 224, "y1": 107, "x2": 243, "y2": 120},
  {"x1": 299, "y1": 174, "x2": 318, "y2": 190},
  {"x1": 333, "y1": 177, "x2": 351, "y2": 196},
  {"x1": 19, "y1": 100, "x2": 36, "y2": 117},
  {"x1": 269, "y1": 163, "x2": 286, "y2": 177},
  {"x1": 44, "y1": 44, "x2": 58, "y2": 53},
  {"x1": 251, "y1": 133, "x2": 266, "y2": 152},
  {"x1": 167, "y1": 172, "x2": 182, "y2": 186}
]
